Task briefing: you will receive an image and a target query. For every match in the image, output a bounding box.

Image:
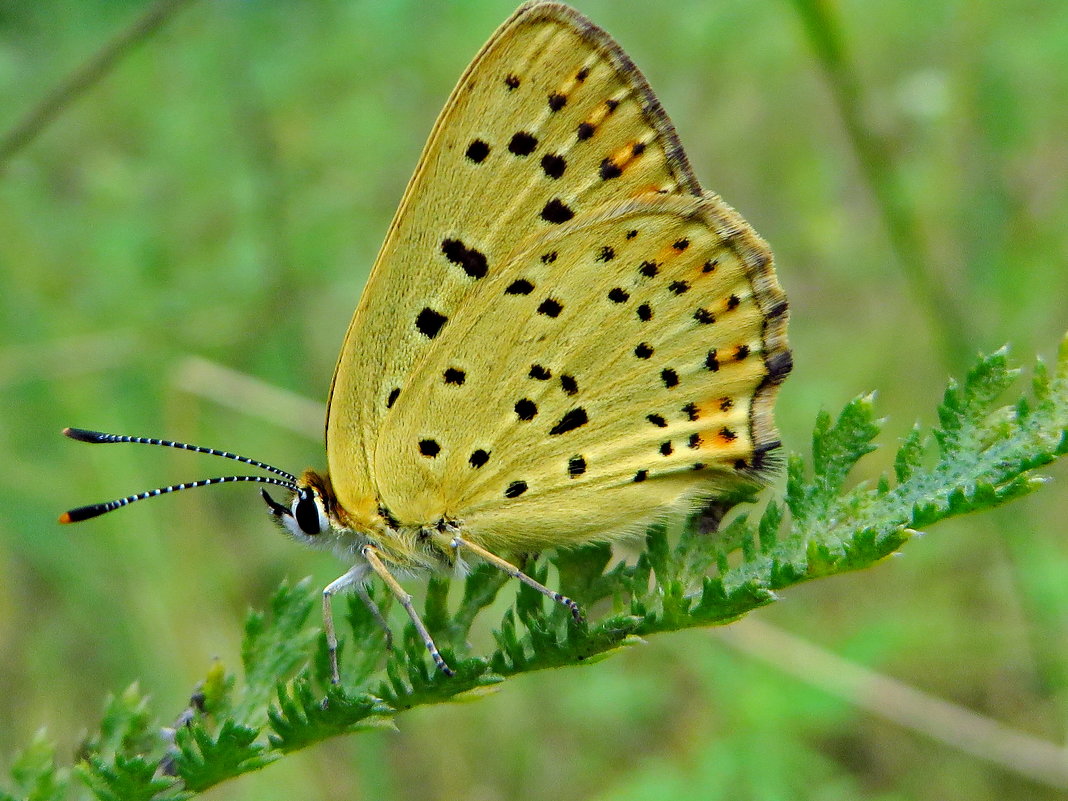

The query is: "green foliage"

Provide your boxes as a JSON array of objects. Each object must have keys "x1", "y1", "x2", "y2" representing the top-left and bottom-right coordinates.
[
  {"x1": 236, "y1": 579, "x2": 319, "y2": 720},
  {"x1": 4, "y1": 335, "x2": 1066, "y2": 798},
  {"x1": 0, "y1": 733, "x2": 68, "y2": 801},
  {"x1": 72, "y1": 687, "x2": 178, "y2": 801},
  {"x1": 170, "y1": 720, "x2": 272, "y2": 792},
  {"x1": 77, "y1": 756, "x2": 177, "y2": 801}
]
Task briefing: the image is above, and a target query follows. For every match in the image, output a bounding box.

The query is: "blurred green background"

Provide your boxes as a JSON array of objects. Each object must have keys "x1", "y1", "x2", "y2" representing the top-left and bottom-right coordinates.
[{"x1": 2, "y1": 0, "x2": 1067, "y2": 799}]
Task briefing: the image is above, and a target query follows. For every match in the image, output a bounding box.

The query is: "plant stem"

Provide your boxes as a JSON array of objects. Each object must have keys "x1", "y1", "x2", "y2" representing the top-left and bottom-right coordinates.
[
  {"x1": 0, "y1": 0, "x2": 200, "y2": 169},
  {"x1": 787, "y1": 0, "x2": 973, "y2": 368}
]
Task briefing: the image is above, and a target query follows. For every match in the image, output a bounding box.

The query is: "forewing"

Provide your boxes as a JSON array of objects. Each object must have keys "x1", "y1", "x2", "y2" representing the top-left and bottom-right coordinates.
[{"x1": 325, "y1": 1, "x2": 705, "y2": 524}]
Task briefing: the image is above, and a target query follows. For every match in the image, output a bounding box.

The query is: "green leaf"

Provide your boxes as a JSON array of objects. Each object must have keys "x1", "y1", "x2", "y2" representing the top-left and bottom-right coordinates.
[
  {"x1": 3, "y1": 731, "x2": 68, "y2": 801},
  {"x1": 789, "y1": 394, "x2": 881, "y2": 524},
  {"x1": 554, "y1": 542, "x2": 613, "y2": 605},
  {"x1": 267, "y1": 680, "x2": 392, "y2": 753},
  {"x1": 79, "y1": 684, "x2": 156, "y2": 761},
  {"x1": 77, "y1": 754, "x2": 177, "y2": 801},
  {"x1": 894, "y1": 424, "x2": 925, "y2": 482},
  {"x1": 236, "y1": 578, "x2": 318, "y2": 720},
  {"x1": 171, "y1": 719, "x2": 274, "y2": 791}
]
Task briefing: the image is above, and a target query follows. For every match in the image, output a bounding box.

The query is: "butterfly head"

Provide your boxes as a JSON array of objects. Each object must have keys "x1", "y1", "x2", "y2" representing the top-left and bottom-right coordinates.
[
  {"x1": 58, "y1": 429, "x2": 347, "y2": 543},
  {"x1": 260, "y1": 469, "x2": 340, "y2": 546}
]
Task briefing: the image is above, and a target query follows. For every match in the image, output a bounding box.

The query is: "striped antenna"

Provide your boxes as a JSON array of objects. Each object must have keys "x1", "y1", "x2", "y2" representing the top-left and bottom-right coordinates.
[
  {"x1": 62, "y1": 427, "x2": 297, "y2": 481},
  {"x1": 60, "y1": 475, "x2": 299, "y2": 523},
  {"x1": 59, "y1": 427, "x2": 300, "y2": 523}
]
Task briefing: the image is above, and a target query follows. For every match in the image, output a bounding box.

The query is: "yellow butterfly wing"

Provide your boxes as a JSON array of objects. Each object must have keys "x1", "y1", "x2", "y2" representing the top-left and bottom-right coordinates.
[
  {"x1": 375, "y1": 191, "x2": 789, "y2": 551},
  {"x1": 325, "y1": 1, "x2": 789, "y2": 543}
]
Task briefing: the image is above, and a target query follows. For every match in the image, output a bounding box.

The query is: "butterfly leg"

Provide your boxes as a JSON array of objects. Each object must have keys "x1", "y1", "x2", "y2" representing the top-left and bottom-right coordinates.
[
  {"x1": 323, "y1": 563, "x2": 380, "y2": 684},
  {"x1": 449, "y1": 536, "x2": 584, "y2": 623},
  {"x1": 361, "y1": 544, "x2": 455, "y2": 677},
  {"x1": 354, "y1": 582, "x2": 394, "y2": 652}
]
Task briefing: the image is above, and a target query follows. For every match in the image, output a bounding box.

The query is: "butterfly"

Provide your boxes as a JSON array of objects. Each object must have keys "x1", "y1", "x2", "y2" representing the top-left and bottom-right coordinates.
[{"x1": 61, "y1": 1, "x2": 791, "y2": 681}]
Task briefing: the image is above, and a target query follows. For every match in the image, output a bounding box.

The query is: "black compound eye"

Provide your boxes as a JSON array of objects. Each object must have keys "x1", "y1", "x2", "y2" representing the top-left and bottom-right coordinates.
[{"x1": 294, "y1": 490, "x2": 321, "y2": 535}]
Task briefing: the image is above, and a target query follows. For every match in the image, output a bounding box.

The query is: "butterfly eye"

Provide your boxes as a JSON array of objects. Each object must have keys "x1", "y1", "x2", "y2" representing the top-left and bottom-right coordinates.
[{"x1": 293, "y1": 488, "x2": 325, "y2": 536}]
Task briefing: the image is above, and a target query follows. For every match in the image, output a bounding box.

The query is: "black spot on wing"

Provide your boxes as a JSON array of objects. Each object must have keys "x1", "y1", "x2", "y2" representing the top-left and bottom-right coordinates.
[
  {"x1": 537, "y1": 298, "x2": 563, "y2": 317},
  {"x1": 541, "y1": 199, "x2": 574, "y2": 223},
  {"x1": 441, "y1": 239, "x2": 488, "y2": 279},
  {"x1": 508, "y1": 131, "x2": 538, "y2": 155},
  {"x1": 549, "y1": 407, "x2": 588, "y2": 436},
  {"x1": 469, "y1": 449, "x2": 490, "y2": 468},
  {"x1": 465, "y1": 139, "x2": 490, "y2": 163},
  {"x1": 415, "y1": 308, "x2": 447, "y2": 339},
  {"x1": 505, "y1": 279, "x2": 535, "y2": 295},
  {"x1": 515, "y1": 399, "x2": 538, "y2": 421},
  {"x1": 599, "y1": 158, "x2": 622, "y2": 180},
  {"x1": 505, "y1": 480, "x2": 528, "y2": 498},
  {"x1": 541, "y1": 153, "x2": 566, "y2": 178}
]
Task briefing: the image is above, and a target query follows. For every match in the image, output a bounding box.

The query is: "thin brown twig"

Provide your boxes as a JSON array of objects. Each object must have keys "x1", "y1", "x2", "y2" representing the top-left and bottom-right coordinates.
[
  {"x1": 171, "y1": 356, "x2": 325, "y2": 441},
  {"x1": 715, "y1": 617, "x2": 1068, "y2": 789},
  {"x1": 0, "y1": 0, "x2": 200, "y2": 169}
]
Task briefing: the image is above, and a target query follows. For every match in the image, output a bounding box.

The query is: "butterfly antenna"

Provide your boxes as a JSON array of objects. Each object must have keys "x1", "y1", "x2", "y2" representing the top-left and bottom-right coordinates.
[
  {"x1": 60, "y1": 475, "x2": 299, "y2": 523},
  {"x1": 59, "y1": 427, "x2": 300, "y2": 524},
  {"x1": 62, "y1": 427, "x2": 297, "y2": 480}
]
